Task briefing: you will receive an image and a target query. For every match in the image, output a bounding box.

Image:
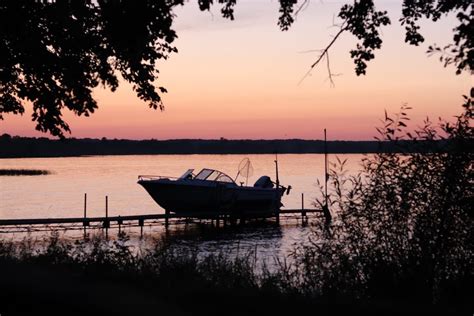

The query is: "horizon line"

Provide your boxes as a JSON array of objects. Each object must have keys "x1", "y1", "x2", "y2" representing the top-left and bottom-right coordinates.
[{"x1": 2, "y1": 134, "x2": 392, "y2": 142}]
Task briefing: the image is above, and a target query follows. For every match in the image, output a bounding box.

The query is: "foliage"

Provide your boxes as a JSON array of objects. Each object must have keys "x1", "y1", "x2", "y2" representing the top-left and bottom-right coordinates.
[
  {"x1": 0, "y1": 232, "x2": 286, "y2": 315},
  {"x1": 338, "y1": 0, "x2": 391, "y2": 76},
  {"x1": 0, "y1": 0, "x2": 181, "y2": 137},
  {"x1": 304, "y1": 97, "x2": 473, "y2": 306},
  {"x1": 402, "y1": 0, "x2": 473, "y2": 75},
  {"x1": 1, "y1": 0, "x2": 472, "y2": 137}
]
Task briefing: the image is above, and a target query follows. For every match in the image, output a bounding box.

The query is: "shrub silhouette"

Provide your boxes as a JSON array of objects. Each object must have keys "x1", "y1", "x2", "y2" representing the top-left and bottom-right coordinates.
[{"x1": 301, "y1": 97, "x2": 473, "y2": 307}]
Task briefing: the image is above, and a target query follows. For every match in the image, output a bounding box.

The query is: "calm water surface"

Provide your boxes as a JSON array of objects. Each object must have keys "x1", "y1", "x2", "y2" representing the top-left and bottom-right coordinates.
[{"x1": 0, "y1": 154, "x2": 365, "y2": 259}]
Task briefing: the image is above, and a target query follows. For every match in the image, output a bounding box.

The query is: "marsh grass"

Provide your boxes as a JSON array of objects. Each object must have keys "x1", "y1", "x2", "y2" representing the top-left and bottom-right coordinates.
[
  {"x1": 0, "y1": 168, "x2": 51, "y2": 176},
  {"x1": 0, "y1": 232, "x2": 309, "y2": 316}
]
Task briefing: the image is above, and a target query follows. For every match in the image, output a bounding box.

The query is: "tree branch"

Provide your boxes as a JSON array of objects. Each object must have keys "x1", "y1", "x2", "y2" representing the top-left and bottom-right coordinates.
[{"x1": 298, "y1": 22, "x2": 347, "y2": 85}]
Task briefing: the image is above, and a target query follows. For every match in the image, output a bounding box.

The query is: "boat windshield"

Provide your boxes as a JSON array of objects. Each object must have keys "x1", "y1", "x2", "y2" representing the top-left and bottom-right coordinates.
[
  {"x1": 194, "y1": 169, "x2": 234, "y2": 183},
  {"x1": 179, "y1": 169, "x2": 194, "y2": 179}
]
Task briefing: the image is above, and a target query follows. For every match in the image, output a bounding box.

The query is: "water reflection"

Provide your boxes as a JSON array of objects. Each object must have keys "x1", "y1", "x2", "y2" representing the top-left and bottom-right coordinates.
[
  {"x1": 2, "y1": 218, "x2": 314, "y2": 271},
  {"x1": 139, "y1": 220, "x2": 309, "y2": 271}
]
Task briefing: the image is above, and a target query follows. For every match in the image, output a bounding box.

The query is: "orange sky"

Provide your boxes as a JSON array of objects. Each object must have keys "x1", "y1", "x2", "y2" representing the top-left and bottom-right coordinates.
[{"x1": 1, "y1": 1, "x2": 471, "y2": 140}]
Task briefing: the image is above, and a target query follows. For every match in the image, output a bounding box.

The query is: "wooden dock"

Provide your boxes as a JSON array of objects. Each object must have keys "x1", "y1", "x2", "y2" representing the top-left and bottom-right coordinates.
[
  {"x1": 0, "y1": 208, "x2": 324, "y2": 235},
  {"x1": 0, "y1": 209, "x2": 322, "y2": 226},
  {"x1": 0, "y1": 208, "x2": 323, "y2": 234}
]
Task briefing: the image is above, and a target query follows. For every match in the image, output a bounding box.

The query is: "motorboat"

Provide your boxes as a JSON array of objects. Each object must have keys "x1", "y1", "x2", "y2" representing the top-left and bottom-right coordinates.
[{"x1": 138, "y1": 160, "x2": 290, "y2": 216}]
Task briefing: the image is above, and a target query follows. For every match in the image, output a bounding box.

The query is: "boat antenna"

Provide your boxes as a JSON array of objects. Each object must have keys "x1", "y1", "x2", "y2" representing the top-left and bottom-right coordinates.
[
  {"x1": 274, "y1": 152, "x2": 280, "y2": 189},
  {"x1": 323, "y1": 128, "x2": 332, "y2": 223},
  {"x1": 324, "y1": 128, "x2": 328, "y2": 205}
]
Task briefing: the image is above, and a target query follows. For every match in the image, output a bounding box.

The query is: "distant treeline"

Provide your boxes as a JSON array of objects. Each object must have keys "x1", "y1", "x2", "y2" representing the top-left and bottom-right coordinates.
[
  {"x1": 0, "y1": 169, "x2": 50, "y2": 176},
  {"x1": 0, "y1": 134, "x2": 460, "y2": 158}
]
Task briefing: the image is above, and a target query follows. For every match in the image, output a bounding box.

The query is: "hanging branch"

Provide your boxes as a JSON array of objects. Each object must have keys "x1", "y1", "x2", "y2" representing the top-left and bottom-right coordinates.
[
  {"x1": 294, "y1": 0, "x2": 310, "y2": 18},
  {"x1": 324, "y1": 50, "x2": 343, "y2": 87},
  {"x1": 298, "y1": 22, "x2": 347, "y2": 85}
]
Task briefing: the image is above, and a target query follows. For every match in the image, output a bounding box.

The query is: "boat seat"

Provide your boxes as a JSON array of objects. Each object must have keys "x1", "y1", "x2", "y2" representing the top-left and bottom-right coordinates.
[{"x1": 254, "y1": 176, "x2": 274, "y2": 188}]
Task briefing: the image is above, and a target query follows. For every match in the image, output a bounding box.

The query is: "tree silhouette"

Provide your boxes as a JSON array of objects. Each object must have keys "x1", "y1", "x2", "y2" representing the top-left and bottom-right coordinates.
[
  {"x1": 0, "y1": 0, "x2": 472, "y2": 137},
  {"x1": 1, "y1": 0, "x2": 180, "y2": 137}
]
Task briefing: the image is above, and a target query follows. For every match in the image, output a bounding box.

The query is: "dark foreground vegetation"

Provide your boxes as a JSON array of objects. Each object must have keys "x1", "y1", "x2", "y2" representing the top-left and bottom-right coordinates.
[
  {"x1": 1, "y1": 102, "x2": 472, "y2": 316},
  {"x1": 0, "y1": 169, "x2": 50, "y2": 176},
  {"x1": 0, "y1": 135, "x2": 461, "y2": 158},
  {"x1": 0, "y1": 227, "x2": 470, "y2": 316}
]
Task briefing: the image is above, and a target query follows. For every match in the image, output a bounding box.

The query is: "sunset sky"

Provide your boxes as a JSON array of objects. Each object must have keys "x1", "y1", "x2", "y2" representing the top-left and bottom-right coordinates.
[{"x1": 1, "y1": 1, "x2": 471, "y2": 140}]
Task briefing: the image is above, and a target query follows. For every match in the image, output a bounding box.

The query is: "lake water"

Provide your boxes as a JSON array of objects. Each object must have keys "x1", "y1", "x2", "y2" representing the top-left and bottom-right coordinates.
[{"x1": 0, "y1": 154, "x2": 365, "y2": 260}]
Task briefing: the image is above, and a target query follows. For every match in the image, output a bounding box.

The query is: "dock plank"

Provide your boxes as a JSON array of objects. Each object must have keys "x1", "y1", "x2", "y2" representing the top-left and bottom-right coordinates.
[{"x1": 0, "y1": 209, "x2": 322, "y2": 227}]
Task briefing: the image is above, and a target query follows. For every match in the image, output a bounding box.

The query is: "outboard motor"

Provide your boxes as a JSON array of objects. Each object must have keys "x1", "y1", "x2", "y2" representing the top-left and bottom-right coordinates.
[{"x1": 254, "y1": 176, "x2": 274, "y2": 188}]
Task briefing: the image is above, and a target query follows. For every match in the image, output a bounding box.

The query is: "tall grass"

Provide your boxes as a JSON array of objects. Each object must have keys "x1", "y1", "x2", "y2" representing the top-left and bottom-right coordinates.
[
  {"x1": 0, "y1": 232, "x2": 303, "y2": 315},
  {"x1": 303, "y1": 99, "x2": 473, "y2": 307}
]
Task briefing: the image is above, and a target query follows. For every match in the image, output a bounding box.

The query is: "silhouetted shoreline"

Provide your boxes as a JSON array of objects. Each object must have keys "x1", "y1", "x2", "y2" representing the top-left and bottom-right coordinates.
[
  {"x1": 0, "y1": 169, "x2": 51, "y2": 176},
  {"x1": 0, "y1": 134, "x2": 460, "y2": 158}
]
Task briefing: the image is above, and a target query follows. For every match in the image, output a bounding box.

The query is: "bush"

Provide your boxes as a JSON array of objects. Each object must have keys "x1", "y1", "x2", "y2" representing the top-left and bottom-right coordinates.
[{"x1": 298, "y1": 98, "x2": 473, "y2": 309}]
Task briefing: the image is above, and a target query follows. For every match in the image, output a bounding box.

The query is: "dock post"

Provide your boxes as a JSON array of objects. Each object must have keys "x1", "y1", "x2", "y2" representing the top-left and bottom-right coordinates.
[
  {"x1": 118, "y1": 215, "x2": 122, "y2": 235},
  {"x1": 83, "y1": 193, "x2": 87, "y2": 239},
  {"x1": 301, "y1": 193, "x2": 306, "y2": 219},
  {"x1": 139, "y1": 218, "x2": 144, "y2": 238},
  {"x1": 105, "y1": 195, "x2": 109, "y2": 240},
  {"x1": 323, "y1": 128, "x2": 332, "y2": 226},
  {"x1": 165, "y1": 209, "x2": 169, "y2": 228}
]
